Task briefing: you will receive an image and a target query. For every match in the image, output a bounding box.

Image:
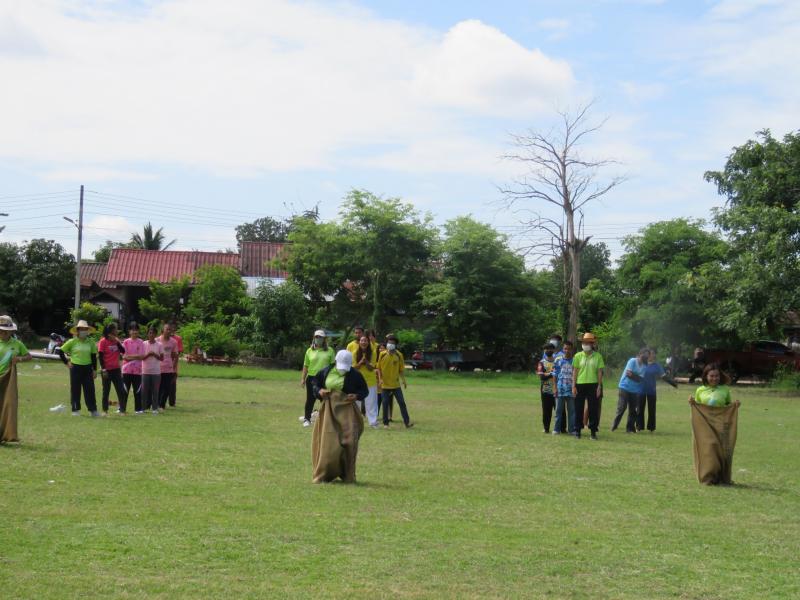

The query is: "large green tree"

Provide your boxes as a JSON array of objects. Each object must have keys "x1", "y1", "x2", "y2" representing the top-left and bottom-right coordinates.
[
  {"x1": 248, "y1": 280, "x2": 313, "y2": 358},
  {"x1": 702, "y1": 130, "x2": 800, "y2": 339},
  {"x1": 183, "y1": 265, "x2": 249, "y2": 325},
  {"x1": 617, "y1": 219, "x2": 727, "y2": 350},
  {"x1": 235, "y1": 217, "x2": 292, "y2": 245},
  {"x1": 138, "y1": 276, "x2": 191, "y2": 324},
  {"x1": 283, "y1": 190, "x2": 438, "y2": 332}
]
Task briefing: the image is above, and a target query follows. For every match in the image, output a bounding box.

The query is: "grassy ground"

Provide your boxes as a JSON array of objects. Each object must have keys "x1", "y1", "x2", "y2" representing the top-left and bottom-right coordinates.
[{"x1": 2, "y1": 361, "x2": 799, "y2": 599}]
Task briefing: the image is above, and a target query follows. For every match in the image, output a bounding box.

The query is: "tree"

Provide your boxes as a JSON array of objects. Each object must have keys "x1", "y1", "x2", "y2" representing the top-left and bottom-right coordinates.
[
  {"x1": 550, "y1": 241, "x2": 612, "y2": 332},
  {"x1": 283, "y1": 190, "x2": 438, "y2": 332},
  {"x1": 138, "y1": 276, "x2": 191, "y2": 324},
  {"x1": 235, "y1": 217, "x2": 292, "y2": 245},
  {"x1": 130, "y1": 222, "x2": 176, "y2": 250},
  {"x1": 702, "y1": 130, "x2": 800, "y2": 339},
  {"x1": 501, "y1": 104, "x2": 625, "y2": 342},
  {"x1": 93, "y1": 240, "x2": 132, "y2": 262},
  {"x1": 250, "y1": 280, "x2": 313, "y2": 358},
  {"x1": 15, "y1": 239, "x2": 76, "y2": 321},
  {"x1": 0, "y1": 242, "x2": 23, "y2": 313},
  {"x1": 421, "y1": 217, "x2": 555, "y2": 363},
  {"x1": 183, "y1": 265, "x2": 249, "y2": 325},
  {"x1": 617, "y1": 219, "x2": 727, "y2": 350}
]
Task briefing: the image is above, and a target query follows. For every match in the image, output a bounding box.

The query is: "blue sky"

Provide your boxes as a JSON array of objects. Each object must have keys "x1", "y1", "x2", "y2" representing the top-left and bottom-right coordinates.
[{"x1": 0, "y1": 0, "x2": 797, "y2": 262}]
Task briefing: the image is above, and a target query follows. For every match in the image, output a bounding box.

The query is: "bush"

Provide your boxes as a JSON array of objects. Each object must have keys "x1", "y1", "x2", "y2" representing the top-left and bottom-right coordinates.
[
  {"x1": 395, "y1": 329, "x2": 424, "y2": 356},
  {"x1": 284, "y1": 345, "x2": 307, "y2": 370},
  {"x1": 68, "y1": 302, "x2": 109, "y2": 330},
  {"x1": 178, "y1": 321, "x2": 240, "y2": 359}
]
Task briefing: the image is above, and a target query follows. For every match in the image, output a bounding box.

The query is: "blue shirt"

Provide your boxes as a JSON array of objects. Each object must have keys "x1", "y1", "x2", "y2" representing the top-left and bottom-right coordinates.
[
  {"x1": 553, "y1": 355, "x2": 574, "y2": 397},
  {"x1": 618, "y1": 357, "x2": 647, "y2": 394},
  {"x1": 643, "y1": 362, "x2": 665, "y2": 395}
]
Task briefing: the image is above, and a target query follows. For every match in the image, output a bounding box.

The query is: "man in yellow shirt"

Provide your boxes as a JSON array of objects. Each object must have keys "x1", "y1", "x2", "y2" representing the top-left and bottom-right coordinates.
[
  {"x1": 345, "y1": 325, "x2": 366, "y2": 355},
  {"x1": 376, "y1": 334, "x2": 413, "y2": 429}
]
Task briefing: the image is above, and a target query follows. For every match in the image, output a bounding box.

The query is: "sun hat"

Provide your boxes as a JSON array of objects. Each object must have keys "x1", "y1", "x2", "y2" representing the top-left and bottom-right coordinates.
[
  {"x1": 335, "y1": 349, "x2": 352, "y2": 371},
  {"x1": 69, "y1": 320, "x2": 97, "y2": 335},
  {"x1": 581, "y1": 332, "x2": 597, "y2": 343},
  {"x1": 314, "y1": 329, "x2": 326, "y2": 337},
  {"x1": 0, "y1": 315, "x2": 17, "y2": 331}
]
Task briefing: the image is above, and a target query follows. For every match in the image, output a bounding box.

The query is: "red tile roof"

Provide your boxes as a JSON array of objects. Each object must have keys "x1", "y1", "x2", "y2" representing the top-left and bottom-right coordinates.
[
  {"x1": 105, "y1": 249, "x2": 240, "y2": 285},
  {"x1": 79, "y1": 262, "x2": 108, "y2": 288},
  {"x1": 239, "y1": 241, "x2": 288, "y2": 278}
]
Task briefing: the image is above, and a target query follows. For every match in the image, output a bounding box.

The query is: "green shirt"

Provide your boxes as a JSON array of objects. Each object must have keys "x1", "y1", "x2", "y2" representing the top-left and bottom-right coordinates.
[
  {"x1": 572, "y1": 351, "x2": 605, "y2": 385},
  {"x1": 694, "y1": 385, "x2": 732, "y2": 407},
  {"x1": 0, "y1": 338, "x2": 29, "y2": 378},
  {"x1": 303, "y1": 346, "x2": 335, "y2": 376},
  {"x1": 324, "y1": 369, "x2": 345, "y2": 391},
  {"x1": 60, "y1": 337, "x2": 98, "y2": 366}
]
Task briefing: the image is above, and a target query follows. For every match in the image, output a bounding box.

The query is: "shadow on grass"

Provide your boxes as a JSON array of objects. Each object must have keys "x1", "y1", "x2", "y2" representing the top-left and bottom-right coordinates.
[{"x1": 0, "y1": 440, "x2": 58, "y2": 454}]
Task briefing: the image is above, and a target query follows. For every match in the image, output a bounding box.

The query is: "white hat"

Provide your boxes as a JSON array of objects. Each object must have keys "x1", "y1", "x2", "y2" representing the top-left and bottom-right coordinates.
[
  {"x1": 335, "y1": 349, "x2": 352, "y2": 371},
  {"x1": 0, "y1": 315, "x2": 17, "y2": 331},
  {"x1": 314, "y1": 329, "x2": 326, "y2": 337}
]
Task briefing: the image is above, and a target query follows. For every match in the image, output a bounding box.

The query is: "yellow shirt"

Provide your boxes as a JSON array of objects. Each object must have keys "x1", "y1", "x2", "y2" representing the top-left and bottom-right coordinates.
[
  {"x1": 350, "y1": 346, "x2": 378, "y2": 387},
  {"x1": 347, "y1": 339, "x2": 377, "y2": 356},
  {"x1": 377, "y1": 351, "x2": 405, "y2": 389}
]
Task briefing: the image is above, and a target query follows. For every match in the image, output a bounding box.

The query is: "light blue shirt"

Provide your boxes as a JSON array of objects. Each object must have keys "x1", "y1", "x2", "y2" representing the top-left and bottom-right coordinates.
[{"x1": 618, "y1": 357, "x2": 647, "y2": 394}]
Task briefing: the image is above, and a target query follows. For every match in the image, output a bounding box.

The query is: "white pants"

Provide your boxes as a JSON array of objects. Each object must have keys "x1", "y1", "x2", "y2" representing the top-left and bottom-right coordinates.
[{"x1": 365, "y1": 385, "x2": 379, "y2": 426}]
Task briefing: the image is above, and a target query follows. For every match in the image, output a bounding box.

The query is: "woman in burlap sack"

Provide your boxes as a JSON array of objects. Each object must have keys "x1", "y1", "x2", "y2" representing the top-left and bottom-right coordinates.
[
  {"x1": 688, "y1": 364, "x2": 740, "y2": 485},
  {"x1": 310, "y1": 349, "x2": 368, "y2": 483},
  {"x1": 0, "y1": 315, "x2": 32, "y2": 444}
]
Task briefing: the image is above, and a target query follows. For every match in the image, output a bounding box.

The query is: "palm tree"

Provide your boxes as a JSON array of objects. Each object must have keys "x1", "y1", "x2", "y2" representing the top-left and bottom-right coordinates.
[{"x1": 130, "y1": 222, "x2": 177, "y2": 250}]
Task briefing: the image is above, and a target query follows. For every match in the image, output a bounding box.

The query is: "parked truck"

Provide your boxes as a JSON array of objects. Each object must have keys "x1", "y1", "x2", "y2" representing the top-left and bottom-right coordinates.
[{"x1": 703, "y1": 340, "x2": 800, "y2": 381}]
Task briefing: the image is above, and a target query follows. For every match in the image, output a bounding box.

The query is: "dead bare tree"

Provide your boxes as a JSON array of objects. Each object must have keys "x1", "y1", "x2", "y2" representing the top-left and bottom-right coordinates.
[{"x1": 500, "y1": 103, "x2": 625, "y2": 342}]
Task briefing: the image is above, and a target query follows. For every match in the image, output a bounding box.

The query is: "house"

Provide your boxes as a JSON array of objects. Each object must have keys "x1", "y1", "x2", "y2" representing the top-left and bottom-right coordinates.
[{"x1": 80, "y1": 242, "x2": 288, "y2": 324}]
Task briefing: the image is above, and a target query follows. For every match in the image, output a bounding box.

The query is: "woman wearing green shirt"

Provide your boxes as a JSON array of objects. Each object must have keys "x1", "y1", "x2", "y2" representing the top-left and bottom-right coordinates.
[
  {"x1": 689, "y1": 364, "x2": 734, "y2": 407},
  {"x1": 571, "y1": 332, "x2": 605, "y2": 439},
  {"x1": 56, "y1": 320, "x2": 100, "y2": 417},
  {"x1": 0, "y1": 315, "x2": 32, "y2": 443},
  {"x1": 299, "y1": 329, "x2": 335, "y2": 428}
]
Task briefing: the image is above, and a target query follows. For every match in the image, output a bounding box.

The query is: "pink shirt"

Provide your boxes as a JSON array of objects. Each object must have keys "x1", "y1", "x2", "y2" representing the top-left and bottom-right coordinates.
[
  {"x1": 141, "y1": 340, "x2": 163, "y2": 375},
  {"x1": 97, "y1": 337, "x2": 122, "y2": 371},
  {"x1": 122, "y1": 337, "x2": 146, "y2": 375},
  {"x1": 158, "y1": 335, "x2": 179, "y2": 374},
  {"x1": 173, "y1": 334, "x2": 184, "y2": 374}
]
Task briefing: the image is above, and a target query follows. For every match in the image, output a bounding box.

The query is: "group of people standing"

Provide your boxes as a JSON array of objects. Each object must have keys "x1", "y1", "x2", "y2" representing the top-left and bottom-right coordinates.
[{"x1": 56, "y1": 320, "x2": 183, "y2": 416}]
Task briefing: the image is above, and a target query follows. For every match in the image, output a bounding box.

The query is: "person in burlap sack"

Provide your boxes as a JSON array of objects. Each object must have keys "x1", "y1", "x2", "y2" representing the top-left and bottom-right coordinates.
[
  {"x1": 689, "y1": 363, "x2": 740, "y2": 485},
  {"x1": 310, "y1": 350, "x2": 368, "y2": 483},
  {"x1": 0, "y1": 315, "x2": 32, "y2": 444}
]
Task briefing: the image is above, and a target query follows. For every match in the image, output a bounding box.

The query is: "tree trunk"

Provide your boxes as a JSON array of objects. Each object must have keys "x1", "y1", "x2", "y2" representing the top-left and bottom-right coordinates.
[{"x1": 568, "y1": 244, "x2": 581, "y2": 342}]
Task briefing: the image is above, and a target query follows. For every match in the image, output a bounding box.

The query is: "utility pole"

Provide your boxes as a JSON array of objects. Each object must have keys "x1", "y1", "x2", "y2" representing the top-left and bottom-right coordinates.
[{"x1": 73, "y1": 186, "x2": 84, "y2": 312}]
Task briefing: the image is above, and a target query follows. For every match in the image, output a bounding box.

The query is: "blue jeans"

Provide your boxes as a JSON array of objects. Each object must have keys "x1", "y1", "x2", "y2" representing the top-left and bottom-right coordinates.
[
  {"x1": 381, "y1": 388, "x2": 410, "y2": 425},
  {"x1": 555, "y1": 395, "x2": 574, "y2": 433}
]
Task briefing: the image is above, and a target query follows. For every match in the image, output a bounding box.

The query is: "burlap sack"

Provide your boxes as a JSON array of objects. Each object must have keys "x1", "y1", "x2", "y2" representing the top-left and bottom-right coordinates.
[
  {"x1": 0, "y1": 365, "x2": 19, "y2": 443},
  {"x1": 311, "y1": 390, "x2": 364, "y2": 483},
  {"x1": 691, "y1": 402, "x2": 738, "y2": 485}
]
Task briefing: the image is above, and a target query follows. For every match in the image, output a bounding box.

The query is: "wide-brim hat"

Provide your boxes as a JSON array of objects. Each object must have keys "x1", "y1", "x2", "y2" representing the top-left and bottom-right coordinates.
[
  {"x1": 0, "y1": 315, "x2": 17, "y2": 331},
  {"x1": 69, "y1": 320, "x2": 97, "y2": 335},
  {"x1": 581, "y1": 332, "x2": 597, "y2": 343}
]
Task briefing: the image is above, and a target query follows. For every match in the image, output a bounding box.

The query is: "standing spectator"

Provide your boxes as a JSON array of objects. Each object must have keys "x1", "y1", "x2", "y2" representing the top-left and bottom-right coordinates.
[
  {"x1": 98, "y1": 323, "x2": 127, "y2": 415},
  {"x1": 300, "y1": 330, "x2": 335, "y2": 427},
  {"x1": 346, "y1": 325, "x2": 365, "y2": 354},
  {"x1": 157, "y1": 323, "x2": 180, "y2": 409},
  {"x1": 537, "y1": 343, "x2": 557, "y2": 433},
  {"x1": 141, "y1": 326, "x2": 164, "y2": 414},
  {"x1": 549, "y1": 333, "x2": 564, "y2": 359},
  {"x1": 122, "y1": 322, "x2": 146, "y2": 414},
  {"x1": 352, "y1": 335, "x2": 380, "y2": 427},
  {"x1": 638, "y1": 348, "x2": 677, "y2": 432},
  {"x1": 572, "y1": 332, "x2": 605, "y2": 439},
  {"x1": 377, "y1": 334, "x2": 413, "y2": 429},
  {"x1": 0, "y1": 315, "x2": 31, "y2": 443},
  {"x1": 553, "y1": 340, "x2": 575, "y2": 435},
  {"x1": 611, "y1": 347, "x2": 649, "y2": 433},
  {"x1": 57, "y1": 320, "x2": 100, "y2": 417},
  {"x1": 170, "y1": 323, "x2": 184, "y2": 405}
]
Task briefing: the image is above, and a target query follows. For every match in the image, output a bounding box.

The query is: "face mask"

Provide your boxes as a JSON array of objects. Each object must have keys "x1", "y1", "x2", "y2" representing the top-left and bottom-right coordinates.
[
  {"x1": 545, "y1": 351, "x2": 553, "y2": 357},
  {"x1": 582, "y1": 344, "x2": 592, "y2": 352},
  {"x1": 314, "y1": 337, "x2": 323, "y2": 345},
  {"x1": 337, "y1": 368, "x2": 347, "y2": 375},
  {"x1": 78, "y1": 331, "x2": 89, "y2": 340},
  {"x1": 387, "y1": 343, "x2": 396, "y2": 352}
]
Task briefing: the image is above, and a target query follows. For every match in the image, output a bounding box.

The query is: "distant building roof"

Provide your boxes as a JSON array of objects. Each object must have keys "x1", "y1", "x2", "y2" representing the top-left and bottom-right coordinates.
[
  {"x1": 239, "y1": 241, "x2": 288, "y2": 278},
  {"x1": 79, "y1": 262, "x2": 108, "y2": 288},
  {"x1": 105, "y1": 249, "x2": 240, "y2": 286}
]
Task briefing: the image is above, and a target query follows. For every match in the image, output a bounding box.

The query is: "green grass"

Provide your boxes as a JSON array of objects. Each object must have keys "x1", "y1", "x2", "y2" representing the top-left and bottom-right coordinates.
[{"x1": 3, "y1": 362, "x2": 799, "y2": 599}]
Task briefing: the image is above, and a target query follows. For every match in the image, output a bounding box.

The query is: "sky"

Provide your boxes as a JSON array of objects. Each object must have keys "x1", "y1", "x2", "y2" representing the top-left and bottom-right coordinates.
[{"x1": 0, "y1": 0, "x2": 798, "y2": 264}]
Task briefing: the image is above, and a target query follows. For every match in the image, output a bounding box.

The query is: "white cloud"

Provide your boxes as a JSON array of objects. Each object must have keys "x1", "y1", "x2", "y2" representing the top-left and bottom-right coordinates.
[
  {"x1": 0, "y1": 1, "x2": 575, "y2": 177},
  {"x1": 42, "y1": 167, "x2": 158, "y2": 182},
  {"x1": 84, "y1": 215, "x2": 136, "y2": 235}
]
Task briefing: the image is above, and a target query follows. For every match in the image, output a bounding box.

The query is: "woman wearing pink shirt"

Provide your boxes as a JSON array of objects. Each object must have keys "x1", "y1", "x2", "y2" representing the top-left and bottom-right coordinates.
[
  {"x1": 97, "y1": 324, "x2": 127, "y2": 415},
  {"x1": 141, "y1": 325, "x2": 164, "y2": 414},
  {"x1": 121, "y1": 322, "x2": 146, "y2": 414},
  {"x1": 157, "y1": 323, "x2": 179, "y2": 409}
]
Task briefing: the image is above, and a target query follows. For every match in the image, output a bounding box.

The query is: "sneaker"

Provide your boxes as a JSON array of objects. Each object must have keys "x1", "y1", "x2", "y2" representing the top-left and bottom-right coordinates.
[
  {"x1": 90, "y1": 411, "x2": 101, "y2": 417},
  {"x1": 383, "y1": 424, "x2": 390, "y2": 429},
  {"x1": 543, "y1": 429, "x2": 549, "y2": 434},
  {"x1": 71, "y1": 410, "x2": 80, "y2": 416},
  {"x1": 370, "y1": 423, "x2": 379, "y2": 429},
  {"x1": 303, "y1": 419, "x2": 311, "y2": 427},
  {"x1": 298, "y1": 416, "x2": 306, "y2": 422},
  {"x1": 151, "y1": 409, "x2": 159, "y2": 415},
  {"x1": 135, "y1": 411, "x2": 144, "y2": 415},
  {"x1": 405, "y1": 422, "x2": 414, "y2": 429},
  {"x1": 116, "y1": 409, "x2": 122, "y2": 414},
  {"x1": 590, "y1": 433, "x2": 598, "y2": 440},
  {"x1": 552, "y1": 431, "x2": 560, "y2": 435}
]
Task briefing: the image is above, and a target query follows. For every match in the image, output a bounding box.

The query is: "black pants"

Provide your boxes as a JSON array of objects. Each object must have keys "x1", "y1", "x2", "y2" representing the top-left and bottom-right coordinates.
[
  {"x1": 70, "y1": 364, "x2": 97, "y2": 413},
  {"x1": 159, "y1": 372, "x2": 177, "y2": 408},
  {"x1": 304, "y1": 379, "x2": 317, "y2": 421},
  {"x1": 101, "y1": 368, "x2": 127, "y2": 412},
  {"x1": 377, "y1": 392, "x2": 394, "y2": 421},
  {"x1": 123, "y1": 373, "x2": 143, "y2": 412},
  {"x1": 574, "y1": 383, "x2": 600, "y2": 436},
  {"x1": 541, "y1": 392, "x2": 555, "y2": 432},
  {"x1": 381, "y1": 388, "x2": 410, "y2": 426},
  {"x1": 612, "y1": 389, "x2": 639, "y2": 432},
  {"x1": 637, "y1": 392, "x2": 656, "y2": 431}
]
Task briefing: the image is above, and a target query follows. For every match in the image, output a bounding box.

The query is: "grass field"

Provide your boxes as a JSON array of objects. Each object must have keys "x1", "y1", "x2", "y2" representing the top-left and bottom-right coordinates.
[{"x1": 3, "y1": 361, "x2": 799, "y2": 599}]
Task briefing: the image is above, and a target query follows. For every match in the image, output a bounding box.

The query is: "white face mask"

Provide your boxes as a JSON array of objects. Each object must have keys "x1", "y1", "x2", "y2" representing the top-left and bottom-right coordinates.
[
  {"x1": 78, "y1": 331, "x2": 89, "y2": 340},
  {"x1": 582, "y1": 344, "x2": 593, "y2": 352},
  {"x1": 314, "y1": 337, "x2": 323, "y2": 346},
  {"x1": 386, "y1": 343, "x2": 396, "y2": 352}
]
